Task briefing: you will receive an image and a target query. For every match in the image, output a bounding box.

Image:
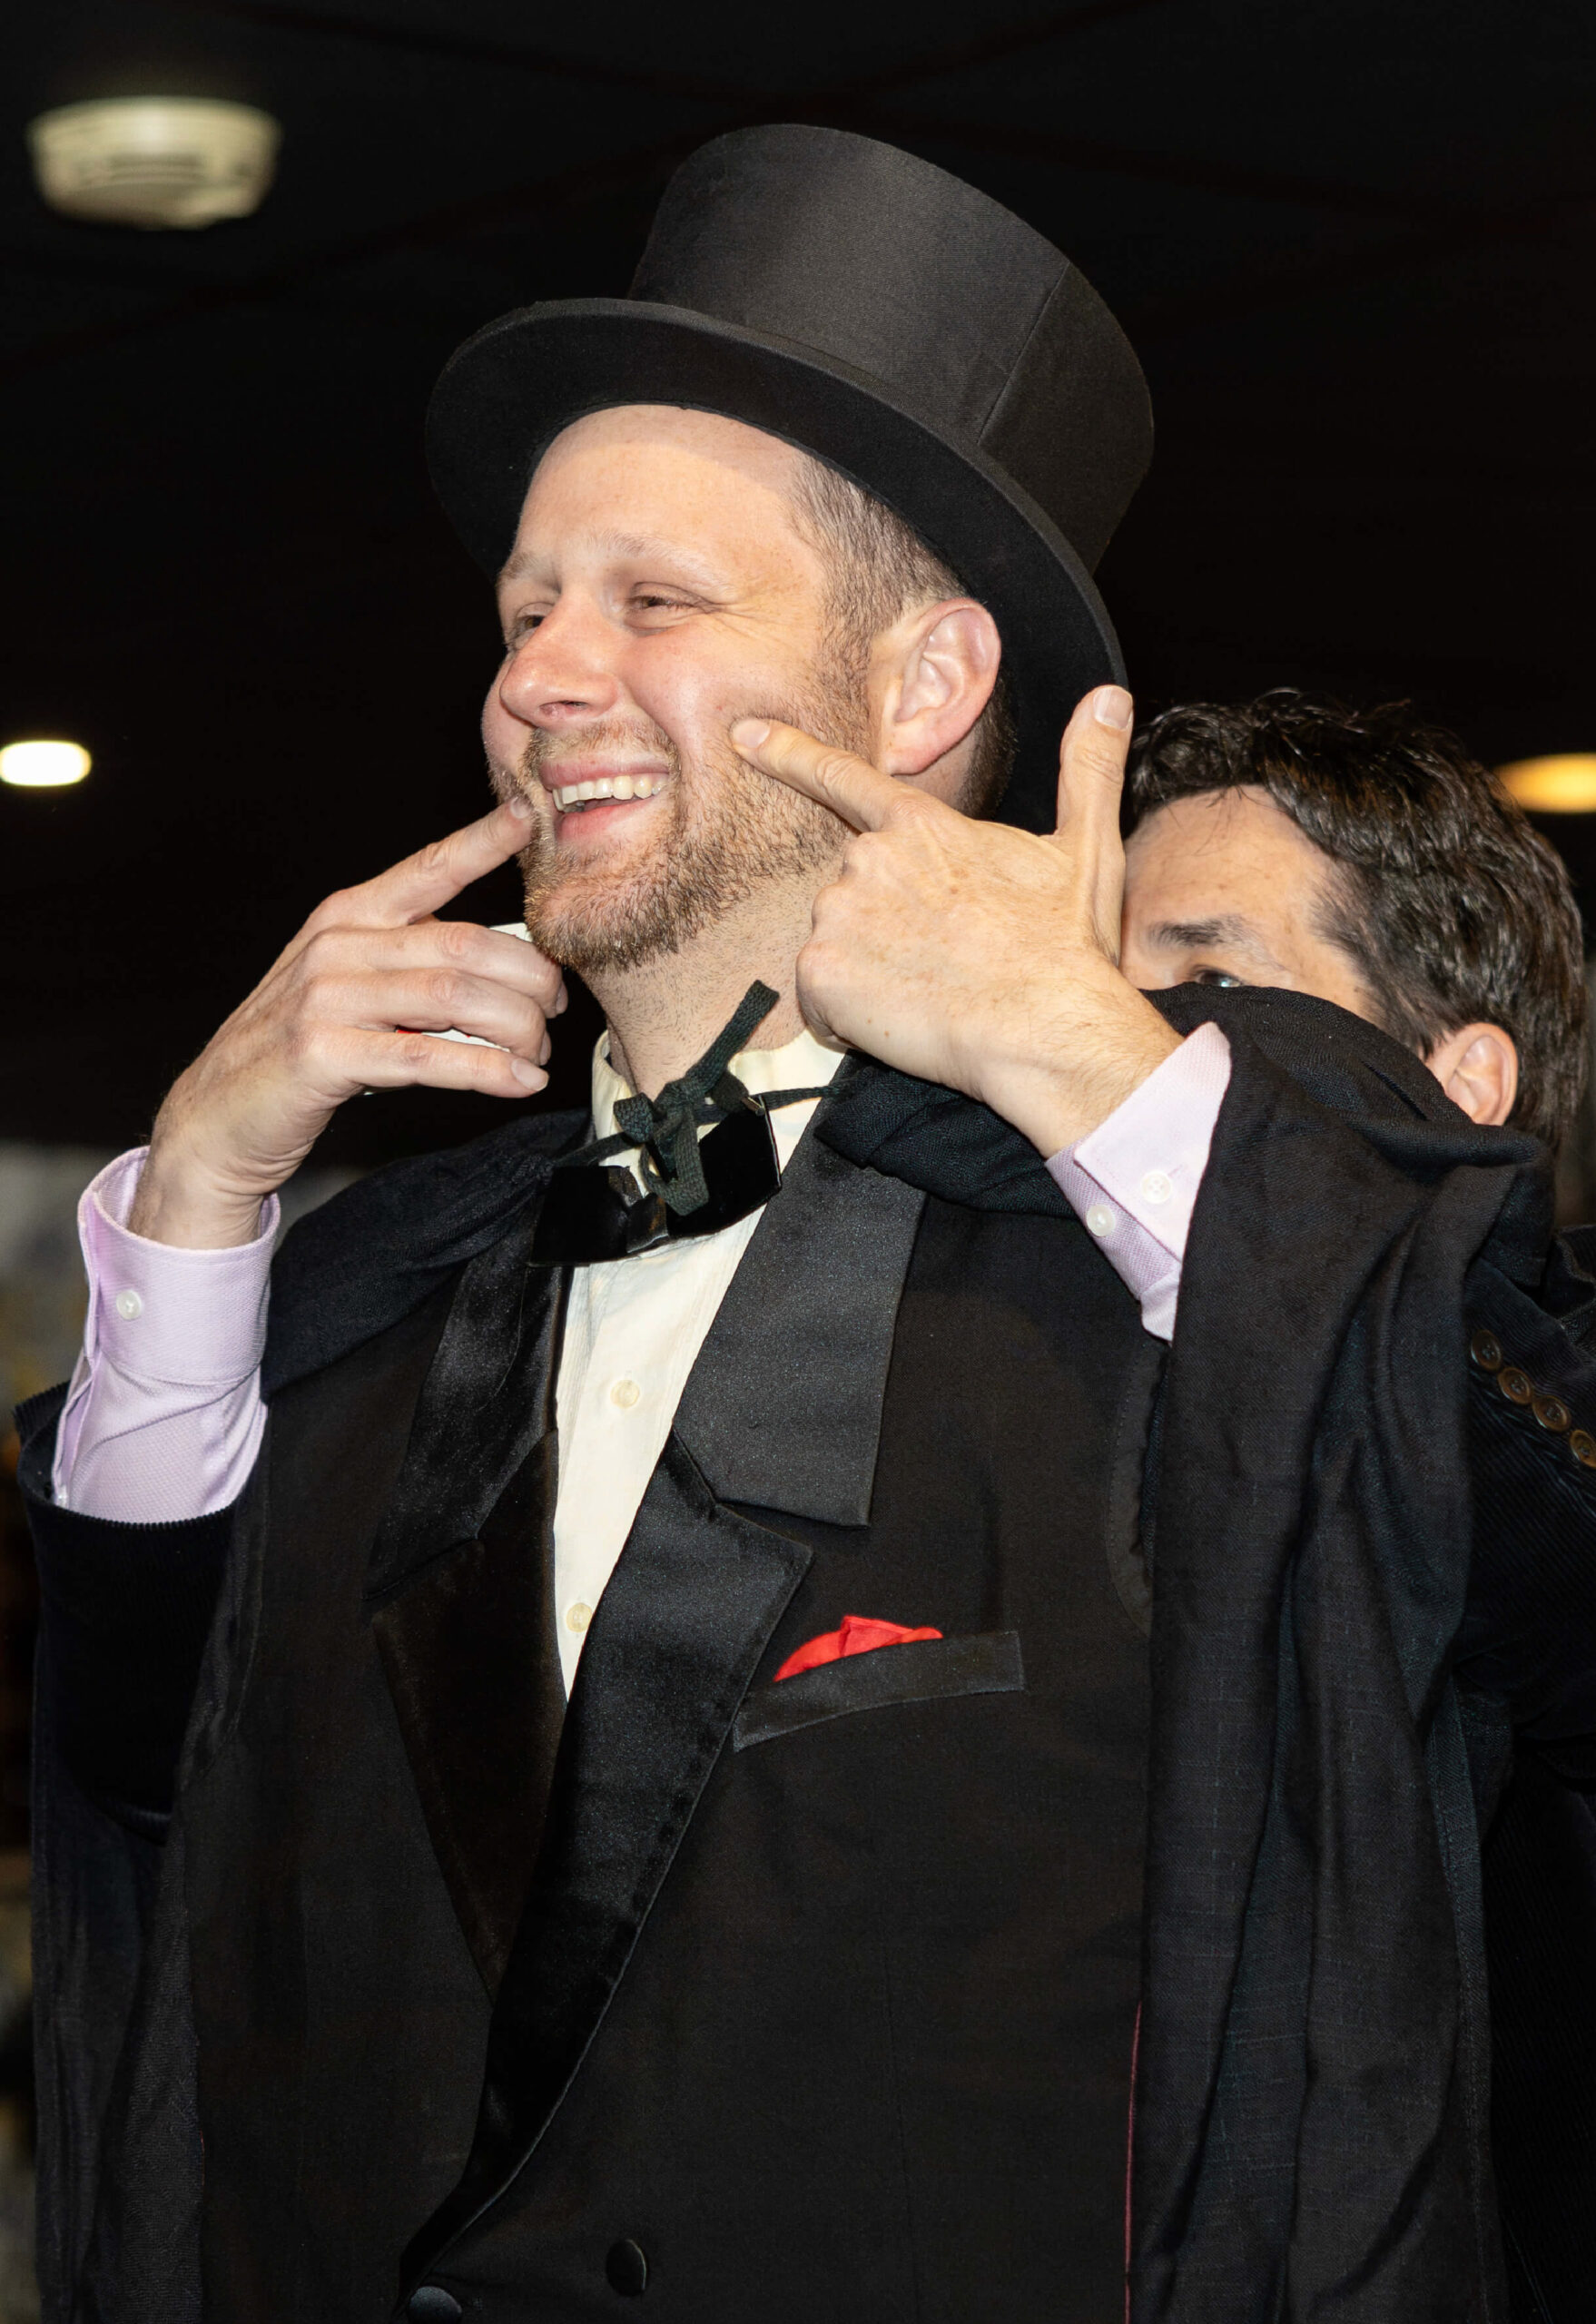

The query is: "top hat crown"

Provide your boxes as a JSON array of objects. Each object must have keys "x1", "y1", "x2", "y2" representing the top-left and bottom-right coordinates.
[{"x1": 428, "y1": 125, "x2": 1153, "y2": 830}]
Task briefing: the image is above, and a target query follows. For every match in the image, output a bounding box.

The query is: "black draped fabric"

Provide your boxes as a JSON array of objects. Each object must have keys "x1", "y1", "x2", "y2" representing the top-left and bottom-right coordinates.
[
  {"x1": 18, "y1": 984, "x2": 1596, "y2": 2323},
  {"x1": 821, "y1": 985, "x2": 1596, "y2": 2323}
]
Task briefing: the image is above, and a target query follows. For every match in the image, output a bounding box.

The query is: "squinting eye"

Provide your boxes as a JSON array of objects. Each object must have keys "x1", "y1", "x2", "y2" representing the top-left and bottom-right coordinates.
[{"x1": 1192, "y1": 968, "x2": 1244, "y2": 990}]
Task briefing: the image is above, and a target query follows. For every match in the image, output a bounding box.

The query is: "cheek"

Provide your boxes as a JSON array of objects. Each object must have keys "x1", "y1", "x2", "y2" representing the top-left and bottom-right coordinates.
[{"x1": 629, "y1": 627, "x2": 801, "y2": 753}]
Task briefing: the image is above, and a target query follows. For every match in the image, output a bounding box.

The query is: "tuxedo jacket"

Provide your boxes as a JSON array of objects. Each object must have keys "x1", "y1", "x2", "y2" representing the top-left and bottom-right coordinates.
[{"x1": 19, "y1": 986, "x2": 1596, "y2": 2324}]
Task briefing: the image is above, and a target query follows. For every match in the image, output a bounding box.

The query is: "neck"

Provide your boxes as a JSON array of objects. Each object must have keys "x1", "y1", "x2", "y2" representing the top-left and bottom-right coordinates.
[{"x1": 585, "y1": 879, "x2": 820, "y2": 1098}]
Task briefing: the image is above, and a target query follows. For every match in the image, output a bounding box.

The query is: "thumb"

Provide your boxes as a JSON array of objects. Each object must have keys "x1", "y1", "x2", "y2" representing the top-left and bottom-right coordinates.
[{"x1": 1053, "y1": 684, "x2": 1134, "y2": 954}]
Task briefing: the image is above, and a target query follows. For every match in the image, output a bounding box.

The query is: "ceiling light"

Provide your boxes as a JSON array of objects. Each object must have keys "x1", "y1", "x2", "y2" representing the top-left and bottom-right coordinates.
[
  {"x1": 1497, "y1": 754, "x2": 1596, "y2": 813},
  {"x1": 0, "y1": 740, "x2": 92, "y2": 789},
  {"x1": 27, "y1": 98, "x2": 280, "y2": 231}
]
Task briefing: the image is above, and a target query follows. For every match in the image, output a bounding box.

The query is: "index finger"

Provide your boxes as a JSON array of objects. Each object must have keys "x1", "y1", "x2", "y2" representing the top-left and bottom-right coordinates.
[
  {"x1": 355, "y1": 796, "x2": 536, "y2": 926},
  {"x1": 730, "y1": 719, "x2": 903, "y2": 833}
]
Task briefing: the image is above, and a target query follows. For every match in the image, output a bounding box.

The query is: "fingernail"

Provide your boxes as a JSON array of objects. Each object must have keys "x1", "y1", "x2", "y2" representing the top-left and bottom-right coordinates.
[
  {"x1": 731, "y1": 718, "x2": 770, "y2": 752},
  {"x1": 511, "y1": 1058, "x2": 544, "y2": 1087},
  {"x1": 1093, "y1": 685, "x2": 1133, "y2": 732},
  {"x1": 506, "y1": 791, "x2": 535, "y2": 820}
]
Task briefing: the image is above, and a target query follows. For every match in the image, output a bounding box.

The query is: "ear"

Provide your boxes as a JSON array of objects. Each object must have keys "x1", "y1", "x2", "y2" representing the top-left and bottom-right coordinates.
[
  {"x1": 1424, "y1": 1020, "x2": 1519, "y2": 1127},
  {"x1": 872, "y1": 599, "x2": 1001, "y2": 801}
]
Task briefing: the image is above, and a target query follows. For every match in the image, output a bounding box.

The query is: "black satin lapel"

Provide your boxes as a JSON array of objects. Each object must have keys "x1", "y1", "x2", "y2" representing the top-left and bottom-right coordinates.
[
  {"x1": 402, "y1": 1435, "x2": 812, "y2": 2285},
  {"x1": 368, "y1": 1202, "x2": 565, "y2": 1592},
  {"x1": 372, "y1": 1437, "x2": 563, "y2": 1994},
  {"x1": 673, "y1": 1092, "x2": 926, "y2": 1523},
  {"x1": 369, "y1": 1207, "x2": 568, "y2": 1992}
]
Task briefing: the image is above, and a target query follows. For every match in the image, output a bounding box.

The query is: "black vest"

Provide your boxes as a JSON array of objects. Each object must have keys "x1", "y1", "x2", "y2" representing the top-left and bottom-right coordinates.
[{"x1": 180, "y1": 1127, "x2": 1159, "y2": 2322}]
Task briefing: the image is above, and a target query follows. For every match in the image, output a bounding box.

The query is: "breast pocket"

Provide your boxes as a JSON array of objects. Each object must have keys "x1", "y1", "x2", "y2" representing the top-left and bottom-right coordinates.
[{"x1": 732, "y1": 1630, "x2": 1025, "y2": 1751}]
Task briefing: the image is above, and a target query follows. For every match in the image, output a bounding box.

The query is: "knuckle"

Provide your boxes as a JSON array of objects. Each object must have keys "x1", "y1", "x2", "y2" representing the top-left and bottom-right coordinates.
[
  {"x1": 306, "y1": 887, "x2": 355, "y2": 933},
  {"x1": 296, "y1": 972, "x2": 336, "y2": 1024},
  {"x1": 299, "y1": 931, "x2": 340, "y2": 979},
  {"x1": 427, "y1": 970, "x2": 465, "y2": 1013},
  {"x1": 396, "y1": 1033, "x2": 436, "y2": 1071},
  {"x1": 437, "y1": 918, "x2": 478, "y2": 963}
]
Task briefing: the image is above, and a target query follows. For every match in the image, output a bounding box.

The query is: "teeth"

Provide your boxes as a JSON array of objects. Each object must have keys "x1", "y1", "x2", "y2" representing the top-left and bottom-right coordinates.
[{"x1": 552, "y1": 773, "x2": 662, "y2": 811}]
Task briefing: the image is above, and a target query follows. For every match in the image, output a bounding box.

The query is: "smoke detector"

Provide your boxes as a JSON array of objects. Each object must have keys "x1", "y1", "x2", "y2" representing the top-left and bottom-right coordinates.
[{"x1": 27, "y1": 98, "x2": 281, "y2": 230}]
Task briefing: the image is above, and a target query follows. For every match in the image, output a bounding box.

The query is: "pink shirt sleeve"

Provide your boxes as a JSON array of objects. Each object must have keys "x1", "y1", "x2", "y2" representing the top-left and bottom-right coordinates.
[
  {"x1": 1047, "y1": 1021, "x2": 1232, "y2": 1342},
  {"x1": 53, "y1": 1149, "x2": 275, "y2": 1521}
]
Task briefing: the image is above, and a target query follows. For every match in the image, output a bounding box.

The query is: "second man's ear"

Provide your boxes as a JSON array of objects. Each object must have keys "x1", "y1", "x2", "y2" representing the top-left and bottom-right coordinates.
[
  {"x1": 1425, "y1": 1020, "x2": 1519, "y2": 1128},
  {"x1": 874, "y1": 599, "x2": 1002, "y2": 793}
]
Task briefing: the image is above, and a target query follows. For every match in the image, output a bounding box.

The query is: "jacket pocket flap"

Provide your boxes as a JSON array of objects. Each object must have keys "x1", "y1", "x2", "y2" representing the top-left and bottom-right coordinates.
[{"x1": 733, "y1": 1629, "x2": 1023, "y2": 1752}]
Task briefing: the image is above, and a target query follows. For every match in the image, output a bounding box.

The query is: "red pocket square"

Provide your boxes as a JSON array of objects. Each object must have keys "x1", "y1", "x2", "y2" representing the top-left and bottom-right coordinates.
[{"x1": 773, "y1": 1613, "x2": 943, "y2": 1683}]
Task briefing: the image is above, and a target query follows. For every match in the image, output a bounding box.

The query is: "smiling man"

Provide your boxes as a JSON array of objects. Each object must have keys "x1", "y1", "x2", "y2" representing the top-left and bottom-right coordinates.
[{"x1": 19, "y1": 127, "x2": 1596, "y2": 2324}]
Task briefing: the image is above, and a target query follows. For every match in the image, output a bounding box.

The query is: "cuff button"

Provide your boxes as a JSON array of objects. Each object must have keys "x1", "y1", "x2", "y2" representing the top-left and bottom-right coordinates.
[
  {"x1": 1571, "y1": 1429, "x2": 1596, "y2": 1469},
  {"x1": 1497, "y1": 1365, "x2": 1532, "y2": 1406},
  {"x1": 1533, "y1": 1393, "x2": 1571, "y2": 1433},
  {"x1": 1469, "y1": 1330, "x2": 1503, "y2": 1373}
]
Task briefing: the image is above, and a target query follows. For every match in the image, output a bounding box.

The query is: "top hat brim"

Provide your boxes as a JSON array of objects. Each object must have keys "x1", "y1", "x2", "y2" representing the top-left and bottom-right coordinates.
[{"x1": 427, "y1": 300, "x2": 1125, "y2": 833}]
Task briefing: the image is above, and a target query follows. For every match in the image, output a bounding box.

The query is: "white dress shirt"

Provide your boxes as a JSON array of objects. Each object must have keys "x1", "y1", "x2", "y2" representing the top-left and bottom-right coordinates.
[{"x1": 550, "y1": 1024, "x2": 841, "y2": 1688}]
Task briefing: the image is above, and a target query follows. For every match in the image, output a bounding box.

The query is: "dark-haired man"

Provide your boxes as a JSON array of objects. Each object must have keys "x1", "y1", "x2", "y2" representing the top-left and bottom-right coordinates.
[
  {"x1": 21, "y1": 126, "x2": 1596, "y2": 2324},
  {"x1": 1119, "y1": 689, "x2": 1587, "y2": 1146},
  {"x1": 1115, "y1": 692, "x2": 1594, "y2": 2324}
]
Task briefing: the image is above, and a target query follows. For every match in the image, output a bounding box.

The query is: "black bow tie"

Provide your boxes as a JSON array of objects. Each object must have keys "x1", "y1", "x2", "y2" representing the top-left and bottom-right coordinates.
[{"x1": 529, "y1": 981, "x2": 828, "y2": 1266}]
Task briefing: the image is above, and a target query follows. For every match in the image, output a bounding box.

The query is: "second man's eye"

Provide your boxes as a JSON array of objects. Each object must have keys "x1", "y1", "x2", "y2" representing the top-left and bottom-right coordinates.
[{"x1": 1192, "y1": 967, "x2": 1244, "y2": 989}]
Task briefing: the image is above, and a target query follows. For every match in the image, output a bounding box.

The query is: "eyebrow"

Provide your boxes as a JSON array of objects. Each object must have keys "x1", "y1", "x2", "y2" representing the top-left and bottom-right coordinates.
[
  {"x1": 1142, "y1": 913, "x2": 1289, "y2": 972},
  {"x1": 496, "y1": 533, "x2": 724, "y2": 589}
]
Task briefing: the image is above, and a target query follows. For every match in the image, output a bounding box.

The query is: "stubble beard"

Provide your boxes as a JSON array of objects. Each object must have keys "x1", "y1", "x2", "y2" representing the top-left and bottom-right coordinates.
[{"x1": 504, "y1": 665, "x2": 868, "y2": 977}]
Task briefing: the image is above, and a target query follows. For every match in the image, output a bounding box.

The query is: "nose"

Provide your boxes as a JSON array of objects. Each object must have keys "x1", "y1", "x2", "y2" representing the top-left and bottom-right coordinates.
[{"x1": 495, "y1": 595, "x2": 623, "y2": 733}]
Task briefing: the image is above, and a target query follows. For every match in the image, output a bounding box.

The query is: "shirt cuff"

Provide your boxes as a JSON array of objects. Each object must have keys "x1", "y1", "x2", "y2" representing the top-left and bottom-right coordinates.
[
  {"x1": 81, "y1": 1147, "x2": 279, "y2": 1387},
  {"x1": 1047, "y1": 1022, "x2": 1232, "y2": 1341}
]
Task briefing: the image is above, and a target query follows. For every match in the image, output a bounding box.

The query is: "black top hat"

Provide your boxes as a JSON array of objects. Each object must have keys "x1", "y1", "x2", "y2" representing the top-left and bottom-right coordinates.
[{"x1": 427, "y1": 125, "x2": 1152, "y2": 832}]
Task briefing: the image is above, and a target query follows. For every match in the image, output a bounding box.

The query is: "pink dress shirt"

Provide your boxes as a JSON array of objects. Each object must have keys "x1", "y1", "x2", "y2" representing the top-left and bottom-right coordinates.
[{"x1": 51, "y1": 1023, "x2": 1232, "y2": 1521}]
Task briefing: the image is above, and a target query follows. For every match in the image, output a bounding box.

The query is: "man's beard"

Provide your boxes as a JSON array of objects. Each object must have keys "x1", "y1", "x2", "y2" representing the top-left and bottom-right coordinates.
[{"x1": 504, "y1": 665, "x2": 868, "y2": 977}]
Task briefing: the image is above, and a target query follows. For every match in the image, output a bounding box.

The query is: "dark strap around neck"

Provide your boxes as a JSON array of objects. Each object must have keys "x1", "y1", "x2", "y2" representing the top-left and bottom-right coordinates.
[{"x1": 559, "y1": 980, "x2": 827, "y2": 1219}]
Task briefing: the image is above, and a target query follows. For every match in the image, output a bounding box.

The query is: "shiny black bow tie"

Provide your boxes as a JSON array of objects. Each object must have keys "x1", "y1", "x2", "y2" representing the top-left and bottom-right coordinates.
[{"x1": 529, "y1": 980, "x2": 827, "y2": 1266}]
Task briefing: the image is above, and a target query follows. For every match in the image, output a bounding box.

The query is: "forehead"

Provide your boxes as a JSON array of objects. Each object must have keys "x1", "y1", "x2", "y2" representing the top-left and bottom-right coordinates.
[
  {"x1": 1125, "y1": 784, "x2": 1333, "y2": 909},
  {"x1": 501, "y1": 403, "x2": 811, "y2": 578}
]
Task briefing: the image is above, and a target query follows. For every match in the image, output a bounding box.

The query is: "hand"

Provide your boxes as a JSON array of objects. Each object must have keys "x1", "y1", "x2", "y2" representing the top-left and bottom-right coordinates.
[
  {"x1": 129, "y1": 798, "x2": 566, "y2": 1248},
  {"x1": 730, "y1": 685, "x2": 1181, "y2": 1157}
]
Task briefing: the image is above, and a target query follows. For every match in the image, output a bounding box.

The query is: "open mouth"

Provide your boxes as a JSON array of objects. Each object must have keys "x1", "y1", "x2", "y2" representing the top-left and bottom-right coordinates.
[{"x1": 551, "y1": 773, "x2": 666, "y2": 813}]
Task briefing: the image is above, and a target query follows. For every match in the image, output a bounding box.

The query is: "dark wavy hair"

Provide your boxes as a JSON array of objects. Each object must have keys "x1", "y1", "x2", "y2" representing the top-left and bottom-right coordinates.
[{"x1": 1125, "y1": 689, "x2": 1589, "y2": 1147}]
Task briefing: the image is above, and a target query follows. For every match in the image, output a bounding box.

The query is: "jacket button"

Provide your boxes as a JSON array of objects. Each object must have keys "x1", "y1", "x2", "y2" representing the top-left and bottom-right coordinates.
[
  {"x1": 1469, "y1": 1329, "x2": 1503, "y2": 1373},
  {"x1": 1533, "y1": 1393, "x2": 1571, "y2": 1433},
  {"x1": 1497, "y1": 1365, "x2": 1532, "y2": 1405},
  {"x1": 606, "y1": 2238, "x2": 648, "y2": 2295},
  {"x1": 1571, "y1": 1428, "x2": 1596, "y2": 1469},
  {"x1": 406, "y1": 2291, "x2": 461, "y2": 2323}
]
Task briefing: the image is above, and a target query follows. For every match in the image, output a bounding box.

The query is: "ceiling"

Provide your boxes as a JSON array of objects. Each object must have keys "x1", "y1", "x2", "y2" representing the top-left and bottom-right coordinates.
[{"x1": 3, "y1": 0, "x2": 1595, "y2": 1162}]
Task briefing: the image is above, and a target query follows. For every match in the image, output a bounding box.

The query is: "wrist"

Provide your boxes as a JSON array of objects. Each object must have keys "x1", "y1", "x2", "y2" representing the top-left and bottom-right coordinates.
[
  {"x1": 127, "y1": 1135, "x2": 269, "y2": 1250},
  {"x1": 973, "y1": 976, "x2": 1183, "y2": 1157}
]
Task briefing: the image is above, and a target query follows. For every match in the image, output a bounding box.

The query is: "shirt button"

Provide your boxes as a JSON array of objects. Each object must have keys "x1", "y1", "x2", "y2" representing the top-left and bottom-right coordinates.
[
  {"x1": 113, "y1": 1290, "x2": 143, "y2": 1320},
  {"x1": 1085, "y1": 1202, "x2": 1118, "y2": 1239},
  {"x1": 566, "y1": 1602, "x2": 593, "y2": 1634},
  {"x1": 1139, "y1": 1169, "x2": 1173, "y2": 1206},
  {"x1": 609, "y1": 1377, "x2": 641, "y2": 1409}
]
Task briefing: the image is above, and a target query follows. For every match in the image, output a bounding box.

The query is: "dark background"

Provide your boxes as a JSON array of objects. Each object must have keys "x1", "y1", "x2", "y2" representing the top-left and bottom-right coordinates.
[{"x1": 3, "y1": 0, "x2": 1595, "y2": 1164}]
